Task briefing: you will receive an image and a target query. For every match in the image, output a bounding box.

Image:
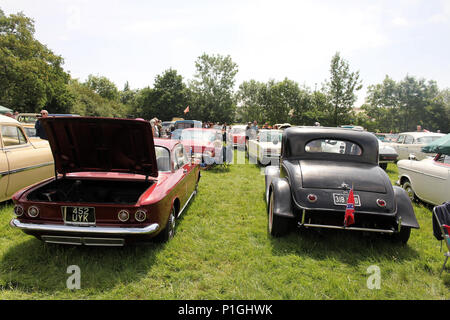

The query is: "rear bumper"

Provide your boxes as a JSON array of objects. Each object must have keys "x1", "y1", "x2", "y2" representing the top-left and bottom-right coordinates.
[{"x1": 10, "y1": 218, "x2": 160, "y2": 246}]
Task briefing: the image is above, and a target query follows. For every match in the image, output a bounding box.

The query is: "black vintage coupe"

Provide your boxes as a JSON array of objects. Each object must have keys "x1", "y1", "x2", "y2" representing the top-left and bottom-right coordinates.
[{"x1": 265, "y1": 127, "x2": 420, "y2": 244}]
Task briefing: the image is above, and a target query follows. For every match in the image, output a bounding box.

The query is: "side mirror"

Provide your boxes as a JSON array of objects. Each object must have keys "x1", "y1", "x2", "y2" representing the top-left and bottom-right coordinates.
[{"x1": 408, "y1": 153, "x2": 417, "y2": 161}]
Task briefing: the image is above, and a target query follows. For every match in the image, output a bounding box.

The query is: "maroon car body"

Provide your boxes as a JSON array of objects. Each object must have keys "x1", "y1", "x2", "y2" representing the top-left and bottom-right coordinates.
[{"x1": 10, "y1": 117, "x2": 200, "y2": 246}]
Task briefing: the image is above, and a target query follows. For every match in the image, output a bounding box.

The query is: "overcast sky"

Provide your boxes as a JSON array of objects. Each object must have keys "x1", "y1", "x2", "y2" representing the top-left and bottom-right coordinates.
[{"x1": 2, "y1": 0, "x2": 450, "y2": 106}]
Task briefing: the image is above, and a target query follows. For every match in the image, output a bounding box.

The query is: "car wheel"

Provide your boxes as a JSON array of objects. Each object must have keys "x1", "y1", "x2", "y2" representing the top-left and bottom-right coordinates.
[
  {"x1": 391, "y1": 226, "x2": 411, "y2": 245},
  {"x1": 268, "y1": 191, "x2": 289, "y2": 237},
  {"x1": 402, "y1": 181, "x2": 416, "y2": 202},
  {"x1": 155, "y1": 207, "x2": 176, "y2": 243}
]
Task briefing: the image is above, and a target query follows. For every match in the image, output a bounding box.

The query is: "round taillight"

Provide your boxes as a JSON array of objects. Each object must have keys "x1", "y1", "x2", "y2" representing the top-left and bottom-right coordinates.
[
  {"x1": 27, "y1": 206, "x2": 39, "y2": 218},
  {"x1": 307, "y1": 194, "x2": 318, "y2": 203},
  {"x1": 118, "y1": 210, "x2": 130, "y2": 222},
  {"x1": 14, "y1": 205, "x2": 24, "y2": 217},
  {"x1": 135, "y1": 210, "x2": 147, "y2": 222},
  {"x1": 377, "y1": 199, "x2": 386, "y2": 207}
]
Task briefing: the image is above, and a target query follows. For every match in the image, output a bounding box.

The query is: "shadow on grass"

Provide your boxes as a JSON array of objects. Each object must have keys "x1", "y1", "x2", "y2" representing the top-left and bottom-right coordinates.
[
  {"x1": 0, "y1": 191, "x2": 201, "y2": 294},
  {"x1": 0, "y1": 234, "x2": 166, "y2": 293},
  {"x1": 269, "y1": 226, "x2": 420, "y2": 265}
]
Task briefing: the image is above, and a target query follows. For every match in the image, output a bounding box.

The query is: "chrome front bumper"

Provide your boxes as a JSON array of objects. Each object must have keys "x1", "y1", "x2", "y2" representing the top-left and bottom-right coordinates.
[{"x1": 10, "y1": 219, "x2": 160, "y2": 246}]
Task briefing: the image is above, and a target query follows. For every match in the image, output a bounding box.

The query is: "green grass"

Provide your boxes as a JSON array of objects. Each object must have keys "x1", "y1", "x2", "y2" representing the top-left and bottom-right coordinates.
[{"x1": 0, "y1": 156, "x2": 449, "y2": 299}]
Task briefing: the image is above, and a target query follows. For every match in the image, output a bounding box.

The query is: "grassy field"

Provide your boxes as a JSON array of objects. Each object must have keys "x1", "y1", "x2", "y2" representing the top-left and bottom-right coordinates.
[{"x1": 0, "y1": 154, "x2": 449, "y2": 299}]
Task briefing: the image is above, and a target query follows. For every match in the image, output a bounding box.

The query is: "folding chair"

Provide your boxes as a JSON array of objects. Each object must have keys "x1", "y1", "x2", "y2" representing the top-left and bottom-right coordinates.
[{"x1": 432, "y1": 202, "x2": 450, "y2": 276}]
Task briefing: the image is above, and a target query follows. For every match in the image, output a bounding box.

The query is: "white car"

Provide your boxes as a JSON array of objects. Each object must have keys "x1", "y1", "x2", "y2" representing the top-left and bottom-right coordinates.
[
  {"x1": 247, "y1": 129, "x2": 282, "y2": 165},
  {"x1": 385, "y1": 131, "x2": 445, "y2": 161},
  {"x1": 378, "y1": 140, "x2": 398, "y2": 170},
  {"x1": 397, "y1": 153, "x2": 450, "y2": 206}
]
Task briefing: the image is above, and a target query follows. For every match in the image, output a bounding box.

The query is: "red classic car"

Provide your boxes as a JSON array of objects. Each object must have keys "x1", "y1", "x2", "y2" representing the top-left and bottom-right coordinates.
[
  {"x1": 10, "y1": 117, "x2": 200, "y2": 246},
  {"x1": 172, "y1": 128, "x2": 223, "y2": 165},
  {"x1": 228, "y1": 125, "x2": 247, "y2": 148}
]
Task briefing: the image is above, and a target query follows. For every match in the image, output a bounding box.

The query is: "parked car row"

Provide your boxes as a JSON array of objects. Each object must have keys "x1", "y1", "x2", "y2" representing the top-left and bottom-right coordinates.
[{"x1": 5, "y1": 116, "x2": 448, "y2": 247}]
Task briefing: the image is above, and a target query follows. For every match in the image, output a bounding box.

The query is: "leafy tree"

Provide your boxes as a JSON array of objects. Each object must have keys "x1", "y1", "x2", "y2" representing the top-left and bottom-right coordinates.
[
  {"x1": 236, "y1": 80, "x2": 267, "y2": 124},
  {"x1": 83, "y1": 74, "x2": 120, "y2": 101},
  {"x1": 68, "y1": 80, "x2": 128, "y2": 117},
  {"x1": 264, "y1": 78, "x2": 305, "y2": 125},
  {"x1": 189, "y1": 53, "x2": 238, "y2": 123},
  {"x1": 324, "y1": 52, "x2": 362, "y2": 126},
  {"x1": 133, "y1": 69, "x2": 190, "y2": 121},
  {"x1": 0, "y1": 10, "x2": 72, "y2": 112},
  {"x1": 365, "y1": 75, "x2": 448, "y2": 132}
]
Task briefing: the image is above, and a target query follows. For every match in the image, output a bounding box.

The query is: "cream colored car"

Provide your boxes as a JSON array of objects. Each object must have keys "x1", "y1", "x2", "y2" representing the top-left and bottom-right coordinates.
[
  {"x1": 397, "y1": 154, "x2": 450, "y2": 206},
  {"x1": 0, "y1": 115, "x2": 54, "y2": 202},
  {"x1": 247, "y1": 129, "x2": 282, "y2": 165},
  {"x1": 385, "y1": 131, "x2": 445, "y2": 161}
]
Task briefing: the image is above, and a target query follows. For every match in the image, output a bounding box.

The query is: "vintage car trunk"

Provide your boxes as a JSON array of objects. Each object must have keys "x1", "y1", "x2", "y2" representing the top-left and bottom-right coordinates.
[
  {"x1": 283, "y1": 160, "x2": 396, "y2": 216},
  {"x1": 26, "y1": 177, "x2": 154, "y2": 205}
]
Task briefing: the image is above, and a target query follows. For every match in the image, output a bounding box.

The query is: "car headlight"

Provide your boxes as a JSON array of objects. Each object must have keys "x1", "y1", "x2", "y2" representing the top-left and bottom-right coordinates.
[
  {"x1": 135, "y1": 210, "x2": 147, "y2": 222},
  {"x1": 118, "y1": 210, "x2": 130, "y2": 222},
  {"x1": 27, "y1": 206, "x2": 39, "y2": 218},
  {"x1": 14, "y1": 205, "x2": 24, "y2": 217}
]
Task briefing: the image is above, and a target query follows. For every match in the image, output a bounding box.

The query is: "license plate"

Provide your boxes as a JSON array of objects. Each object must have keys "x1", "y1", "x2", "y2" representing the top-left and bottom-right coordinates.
[
  {"x1": 333, "y1": 193, "x2": 361, "y2": 206},
  {"x1": 62, "y1": 206, "x2": 95, "y2": 225}
]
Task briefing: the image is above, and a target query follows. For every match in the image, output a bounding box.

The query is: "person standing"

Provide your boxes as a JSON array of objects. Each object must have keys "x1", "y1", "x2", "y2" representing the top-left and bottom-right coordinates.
[{"x1": 35, "y1": 109, "x2": 49, "y2": 140}]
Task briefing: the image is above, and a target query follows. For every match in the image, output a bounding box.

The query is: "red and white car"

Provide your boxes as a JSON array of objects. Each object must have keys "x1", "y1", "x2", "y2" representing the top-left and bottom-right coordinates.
[
  {"x1": 172, "y1": 128, "x2": 223, "y2": 165},
  {"x1": 228, "y1": 125, "x2": 247, "y2": 148},
  {"x1": 10, "y1": 117, "x2": 200, "y2": 246}
]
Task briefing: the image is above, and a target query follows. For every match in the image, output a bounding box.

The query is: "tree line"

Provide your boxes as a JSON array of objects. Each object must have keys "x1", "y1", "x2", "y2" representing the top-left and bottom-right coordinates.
[{"x1": 1, "y1": 9, "x2": 449, "y2": 133}]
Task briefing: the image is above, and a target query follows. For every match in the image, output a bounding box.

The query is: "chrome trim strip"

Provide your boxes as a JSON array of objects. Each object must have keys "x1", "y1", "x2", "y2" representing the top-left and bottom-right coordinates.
[
  {"x1": 41, "y1": 235, "x2": 125, "y2": 247},
  {"x1": 177, "y1": 189, "x2": 197, "y2": 218},
  {"x1": 398, "y1": 167, "x2": 446, "y2": 181},
  {"x1": 0, "y1": 161, "x2": 54, "y2": 177},
  {"x1": 10, "y1": 218, "x2": 160, "y2": 236},
  {"x1": 301, "y1": 222, "x2": 394, "y2": 234}
]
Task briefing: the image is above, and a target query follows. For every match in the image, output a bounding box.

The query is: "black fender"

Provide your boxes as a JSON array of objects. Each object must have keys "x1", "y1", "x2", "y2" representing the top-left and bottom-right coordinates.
[
  {"x1": 269, "y1": 177, "x2": 295, "y2": 219},
  {"x1": 265, "y1": 166, "x2": 280, "y2": 203},
  {"x1": 393, "y1": 186, "x2": 420, "y2": 229}
]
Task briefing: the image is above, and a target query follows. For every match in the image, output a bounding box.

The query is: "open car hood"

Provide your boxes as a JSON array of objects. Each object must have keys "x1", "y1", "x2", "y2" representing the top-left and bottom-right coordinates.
[{"x1": 40, "y1": 117, "x2": 158, "y2": 177}]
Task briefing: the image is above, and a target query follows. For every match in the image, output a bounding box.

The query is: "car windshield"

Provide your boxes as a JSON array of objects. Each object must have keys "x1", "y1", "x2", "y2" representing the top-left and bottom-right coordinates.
[
  {"x1": 416, "y1": 136, "x2": 444, "y2": 144},
  {"x1": 180, "y1": 130, "x2": 217, "y2": 143},
  {"x1": 17, "y1": 115, "x2": 38, "y2": 123},
  {"x1": 155, "y1": 146, "x2": 170, "y2": 172},
  {"x1": 259, "y1": 130, "x2": 282, "y2": 142},
  {"x1": 305, "y1": 139, "x2": 362, "y2": 155}
]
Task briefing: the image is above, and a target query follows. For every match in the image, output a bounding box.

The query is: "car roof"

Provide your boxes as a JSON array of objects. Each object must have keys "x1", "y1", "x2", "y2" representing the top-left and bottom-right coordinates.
[
  {"x1": 398, "y1": 132, "x2": 445, "y2": 137},
  {"x1": 282, "y1": 126, "x2": 379, "y2": 164},
  {"x1": 0, "y1": 115, "x2": 21, "y2": 124},
  {"x1": 183, "y1": 128, "x2": 218, "y2": 132},
  {"x1": 154, "y1": 138, "x2": 180, "y2": 150}
]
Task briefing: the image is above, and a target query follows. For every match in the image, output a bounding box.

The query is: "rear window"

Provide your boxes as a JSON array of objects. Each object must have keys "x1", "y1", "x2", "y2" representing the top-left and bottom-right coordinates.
[{"x1": 305, "y1": 139, "x2": 362, "y2": 155}]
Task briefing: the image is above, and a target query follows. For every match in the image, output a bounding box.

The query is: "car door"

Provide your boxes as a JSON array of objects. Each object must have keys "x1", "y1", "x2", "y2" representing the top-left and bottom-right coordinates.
[
  {"x1": 395, "y1": 134, "x2": 407, "y2": 159},
  {"x1": 410, "y1": 155, "x2": 449, "y2": 205},
  {"x1": 172, "y1": 144, "x2": 189, "y2": 207},
  {"x1": 424, "y1": 155, "x2": 450, "y2": 205},
  {"x1": 1, "y1": 124, "x2": 54, "y2": 200},
  {"x1": 403, "y1": 135, "x2": 415, "y2": 158},
  {"x1": 0, "y1": 146, "x2": 9, "y2": 201}
]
